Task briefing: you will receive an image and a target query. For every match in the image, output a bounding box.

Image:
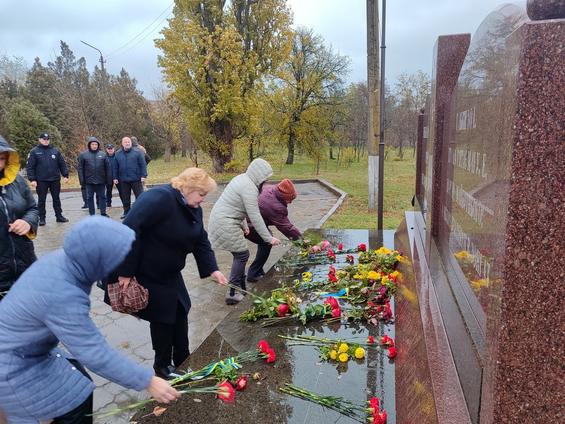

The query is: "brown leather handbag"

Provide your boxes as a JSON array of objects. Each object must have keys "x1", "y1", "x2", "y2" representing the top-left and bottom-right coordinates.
[{"x1": 107, "y1": 277, "x2": 148, "y2": 314}]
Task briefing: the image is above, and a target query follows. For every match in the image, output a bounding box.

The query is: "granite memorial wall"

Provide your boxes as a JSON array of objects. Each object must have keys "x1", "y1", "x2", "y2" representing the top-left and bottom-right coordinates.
[{"x1": 401, "y1": 1, "x2": 564, "y2": 423}]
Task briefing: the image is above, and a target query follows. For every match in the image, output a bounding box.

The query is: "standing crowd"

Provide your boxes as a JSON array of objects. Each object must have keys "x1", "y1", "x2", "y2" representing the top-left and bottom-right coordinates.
[{"x1": 0, "y1": 131, "x2": 302, "y2": 423}]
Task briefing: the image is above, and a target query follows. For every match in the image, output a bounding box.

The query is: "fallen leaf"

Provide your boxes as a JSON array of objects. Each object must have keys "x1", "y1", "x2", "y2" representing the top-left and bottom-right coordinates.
[
  {"x1": 153, "y1": 406, "x2": 167, "y2": 417},
  {"x1": 193, "y1": 398, "x2": 202, "y2": 403}
]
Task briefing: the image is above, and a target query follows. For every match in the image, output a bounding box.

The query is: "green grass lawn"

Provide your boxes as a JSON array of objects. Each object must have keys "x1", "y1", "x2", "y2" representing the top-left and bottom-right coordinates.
[{"x1": 141, "y1": 147, "x2": 416, "y2": 230}]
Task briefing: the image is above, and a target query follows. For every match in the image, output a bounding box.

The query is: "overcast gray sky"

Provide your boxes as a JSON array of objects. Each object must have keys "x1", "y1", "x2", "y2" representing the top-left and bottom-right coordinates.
[{"x1": 0, "y1": 0, "x2": 520, "y2": 97}]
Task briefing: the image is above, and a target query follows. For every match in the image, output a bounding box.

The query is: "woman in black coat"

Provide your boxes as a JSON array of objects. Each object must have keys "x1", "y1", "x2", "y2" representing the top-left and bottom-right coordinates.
[
  {"x1": 0, "y1": 135, "x2": 39, "y2": 300},
  {"x1": 111, "y1": 167, "x2": 227, "y2": 379}
]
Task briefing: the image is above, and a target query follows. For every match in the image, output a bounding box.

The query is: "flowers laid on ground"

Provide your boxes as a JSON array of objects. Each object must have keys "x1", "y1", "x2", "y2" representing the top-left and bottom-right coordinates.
[
  {"x1": 95, "y1": 342, "x2": 278, "y2": 418},
  {"x1": 239, "y1": 286, "x2": 302, "y2": 322},
  {"x1": 279, "y1": 334, "x2": 395, "y2": 364},
  {"x1": 279, "y1": 384, "x2": 387, "y2": 423}
]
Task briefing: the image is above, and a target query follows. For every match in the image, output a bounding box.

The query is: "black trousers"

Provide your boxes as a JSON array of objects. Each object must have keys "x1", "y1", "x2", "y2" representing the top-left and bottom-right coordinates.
[
  {"x1": 149, "y1": 302, "x2": 189, "y2": 369},
  {"x1": 120, "y1": 180, "x2": 144, "y2": 213},
  {"x1": 86, "y1": 184, "x2": 106, "y2": 215},
  {"x1": 105, "y1": 182, "x2": 119, "y2": 207},
  {"x1": 52, "y1": 359, "x2": 93, "y2": 424},
  {"x1": 36, "y1": 180, "x2": 62, "y2": 219},
  {"x1": 228, "y1": 250, "x2": 250, "y2": 296},
  {"x1": 246, "y1": 228, "x2": 272, "y2": 280}
]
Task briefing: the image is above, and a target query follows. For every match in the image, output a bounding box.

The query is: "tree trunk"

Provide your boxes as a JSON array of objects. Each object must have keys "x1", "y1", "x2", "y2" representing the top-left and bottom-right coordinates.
[
  {"x1": 329, "y1": 146, "x2": 334, "y2": 160},
  {"x1": 211, "y1": 119, "x2": 234, "y2": 172},
  {"x1": 248, "y1": 139, "x2": 254, "y2": 163},
  {"x1": 286, "y1": 132, "x2": 295, "y2": 165},
  {"x1": 164, "y1": 139, "x2": 172, "y2": 162}
]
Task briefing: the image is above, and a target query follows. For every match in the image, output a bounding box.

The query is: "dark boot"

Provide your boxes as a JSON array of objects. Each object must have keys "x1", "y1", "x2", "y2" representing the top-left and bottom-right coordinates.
[{"x1": 56, "y1": 215, "x2": 69, "y2": 223}]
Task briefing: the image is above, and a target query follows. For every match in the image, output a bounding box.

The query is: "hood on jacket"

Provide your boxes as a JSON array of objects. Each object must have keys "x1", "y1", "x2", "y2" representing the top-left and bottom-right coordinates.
[
  {"x1": 87, "y1": 136, "x2": 100, "y2": 152},
  {"x1": 63, "y1": 216, "x2": 135, "y2": 284},
  {"x1": 0, "y1": 135, "x2": 20, "y2": 186},
  {"x1": 246, "y1": 158, "x2": 273, "y2": 187}
]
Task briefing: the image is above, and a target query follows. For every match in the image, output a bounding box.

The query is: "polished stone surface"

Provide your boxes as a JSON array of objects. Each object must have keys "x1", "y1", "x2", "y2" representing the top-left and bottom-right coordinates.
[
  {"x1": 30, "y1": 181, "x2": 339, "y2": 423},
  {"x1": 484, "y1": 17, "x2": 565, "y2": 424},
  {"x1": 413, "y1": 4, "x2": 564, "y2": 423},
  {"x1": 136, "y1": 230, "x2": 396, "y2": 424},
  {"x1": 527, "y1": 0, "x2": 565, "y2": 20}
]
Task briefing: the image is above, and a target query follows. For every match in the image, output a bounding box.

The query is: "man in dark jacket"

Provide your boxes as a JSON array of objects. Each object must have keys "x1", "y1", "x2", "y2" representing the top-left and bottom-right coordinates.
[
  {"x1": 0, "y1": 135, "x2": 38, "y2": 300},
  {"x1": 105, "y1": 143, "x2": 118, "y2": 208},
  {"x1": 245, "y1": 179, "x2": 302, "y2": 283},
  {"x1": 78, "y1": 136, "x2": 111, "y2": 217},
  {"x1": 112, "y1": 136, "x2": 147, "y2": 219},
  {"x1": 26, "y1": 132, "x2": 69, "y2": 225}
]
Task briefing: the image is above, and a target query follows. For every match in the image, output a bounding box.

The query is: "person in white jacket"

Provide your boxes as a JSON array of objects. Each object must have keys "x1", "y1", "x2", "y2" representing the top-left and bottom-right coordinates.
[{"x1": 208, "y1": 158, "x2": 280, "y2": 304}]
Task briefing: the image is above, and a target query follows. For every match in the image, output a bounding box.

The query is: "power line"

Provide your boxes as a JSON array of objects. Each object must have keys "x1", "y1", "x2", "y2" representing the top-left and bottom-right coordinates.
[{"x1": 106, "y1": 2, "x2": 174, "y2": 58}]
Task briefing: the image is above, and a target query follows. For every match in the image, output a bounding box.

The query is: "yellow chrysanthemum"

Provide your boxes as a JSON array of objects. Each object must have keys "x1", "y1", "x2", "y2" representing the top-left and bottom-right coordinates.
[
  {"x1": 390, "y1": 271, "x2": 401, "y2": 279},
  {"x1": 302, "y1": 272, "x2": 313, "y2": 282},
  {"x1": 454, "y1": 250, "x2": 472, "y2": 260},
  {"x1": 353, "y1": 273, "x2": 363, "y2": 280},
  {"x1": 338, "y1": 343, "x2": 349, "y2": 353},
  {"x1": 376, "y1": 247, "x2": 392, "y2": 255},
  {"x1": 354, "y1": 347, "x2": 366, "y2": 359},
  {"x1": 338, "y1": 352, "x2": 349, "y2": 362},
  {"x1": 367, "y1": 271, "x2": 380, "y2": 281},
  {"x1": 381, "y1": 275, "x2": 389, "y2": 285},
  {"x1": 329, "y1": 350, "x2": 338, "y2": 360}
]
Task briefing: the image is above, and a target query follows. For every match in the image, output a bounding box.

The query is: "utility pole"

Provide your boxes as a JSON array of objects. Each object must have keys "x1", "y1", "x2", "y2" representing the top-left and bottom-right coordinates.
[
  {"x1": 366, "y1": 0, "x2": 380, "y2": 213},
  {"x1": 80, "y1": 40, "x2": 106, "y2": 73},
  {"x1": 378, "y1": 0, "x2": 387, "y2": 231}
]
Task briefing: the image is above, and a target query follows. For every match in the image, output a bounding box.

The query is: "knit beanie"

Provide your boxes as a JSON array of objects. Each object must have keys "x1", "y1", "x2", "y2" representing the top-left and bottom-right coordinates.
[{"x1": 277, "y1": 179, "x2": 297, "y2": 203}]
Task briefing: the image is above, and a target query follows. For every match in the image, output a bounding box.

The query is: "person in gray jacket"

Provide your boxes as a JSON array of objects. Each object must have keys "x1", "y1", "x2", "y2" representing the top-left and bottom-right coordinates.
[
  {"x1": 208, "y1": 158, "x2": 280, "y2": 305},
  {"x1": 0, "y1": 217, "x2": 180, "y2": 423}
]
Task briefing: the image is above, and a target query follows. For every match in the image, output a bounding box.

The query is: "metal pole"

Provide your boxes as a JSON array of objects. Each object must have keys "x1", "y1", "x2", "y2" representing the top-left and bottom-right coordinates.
[
  {"x1": 377, "y1": 0, "x2": 386, "y2": 230},
  {"x1": 80, "y1": 40, "x2": 105, "y2": 72}
]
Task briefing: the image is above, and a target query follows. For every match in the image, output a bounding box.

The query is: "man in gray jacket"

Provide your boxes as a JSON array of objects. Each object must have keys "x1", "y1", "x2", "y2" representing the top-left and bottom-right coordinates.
[{"x1": 208, "y1": 158, "x2": 280, "y2": 305}]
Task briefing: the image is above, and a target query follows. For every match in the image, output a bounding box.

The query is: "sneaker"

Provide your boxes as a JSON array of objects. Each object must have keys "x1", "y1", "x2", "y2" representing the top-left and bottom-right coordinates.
[
  {"x1": 225, "y1": 292, "x2": 244, "y2": 305},
  {"x1": 56, "y1": 216, "x2": 69, "y2": 223},
  {"x1": 39, "y1": 218, "x2": 46, "y2": 226},
  {"x1": 100, "y1": 213, "x2": 110, "y2": 217}
]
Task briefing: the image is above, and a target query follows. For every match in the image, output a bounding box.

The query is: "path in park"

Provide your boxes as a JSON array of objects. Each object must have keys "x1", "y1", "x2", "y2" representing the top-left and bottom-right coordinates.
[{"x1": 33, "y1": 181, "x2": 340, "y2": 422}]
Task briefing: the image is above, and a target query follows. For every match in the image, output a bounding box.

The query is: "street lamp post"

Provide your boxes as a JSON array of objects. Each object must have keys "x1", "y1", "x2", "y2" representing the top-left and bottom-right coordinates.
[{"x1": 80, "y1": 40, "x2": 106, "y2": 73}]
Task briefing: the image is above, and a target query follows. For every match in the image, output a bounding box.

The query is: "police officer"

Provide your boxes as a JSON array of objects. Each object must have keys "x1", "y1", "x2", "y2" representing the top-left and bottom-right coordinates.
[{"x1": 26, "y1": 133, "x2": 69, "y2": 226}]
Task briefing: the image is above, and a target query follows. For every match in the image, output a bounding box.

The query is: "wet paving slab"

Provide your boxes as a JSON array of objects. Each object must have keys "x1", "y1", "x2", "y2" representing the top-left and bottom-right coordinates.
[
  {"x1": 32, "y1": 181, "x2": 340, "y2": 423},
  {"x1": 134, "y1": 229, "x2": 396, "y2": 424}
]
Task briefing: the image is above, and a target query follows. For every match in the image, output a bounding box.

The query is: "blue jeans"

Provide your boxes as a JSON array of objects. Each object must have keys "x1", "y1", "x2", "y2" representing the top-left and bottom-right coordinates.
[{"x1": 86, "y1": 184, "x2": 106, "y2": 216}]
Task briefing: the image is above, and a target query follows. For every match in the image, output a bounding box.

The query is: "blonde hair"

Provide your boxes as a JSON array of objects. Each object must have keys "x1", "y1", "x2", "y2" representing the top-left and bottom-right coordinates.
[{"x1": 171, "y1": 167, "x2": 217, "y2": 193}]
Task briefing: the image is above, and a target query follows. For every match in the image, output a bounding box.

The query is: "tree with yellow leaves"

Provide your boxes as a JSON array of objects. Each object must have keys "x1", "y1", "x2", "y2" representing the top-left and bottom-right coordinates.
[{"x1": 156, "y1": 0, "x2": 292, "y2": 172}]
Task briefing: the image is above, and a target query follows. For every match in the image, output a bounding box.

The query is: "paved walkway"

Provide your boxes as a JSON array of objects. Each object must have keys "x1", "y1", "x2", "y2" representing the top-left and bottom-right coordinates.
[{"x1": 33, "y1": 181, "x2": 339, "y2": 423}]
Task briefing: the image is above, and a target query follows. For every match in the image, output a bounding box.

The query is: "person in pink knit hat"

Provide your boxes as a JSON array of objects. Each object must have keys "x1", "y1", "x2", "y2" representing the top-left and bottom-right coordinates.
[{"x1": 245, "y1": 178, "x2": 302, "y2": 282}]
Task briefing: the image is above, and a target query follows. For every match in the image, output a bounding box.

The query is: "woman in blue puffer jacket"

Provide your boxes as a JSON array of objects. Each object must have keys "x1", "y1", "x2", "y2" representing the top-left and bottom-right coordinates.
[{"x1": 0, "y1": 217, "x2": 179, "y2": 423}]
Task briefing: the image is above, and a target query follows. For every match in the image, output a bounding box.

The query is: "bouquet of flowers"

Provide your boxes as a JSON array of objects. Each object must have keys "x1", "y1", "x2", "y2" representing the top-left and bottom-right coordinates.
[{"x1": 279, "y1": 384, "x2": 387, "y2": 423}]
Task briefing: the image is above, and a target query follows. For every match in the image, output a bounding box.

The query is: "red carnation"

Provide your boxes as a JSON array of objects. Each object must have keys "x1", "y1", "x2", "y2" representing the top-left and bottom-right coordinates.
[
  {"x1": 368, "y1": 396, "x2": 379, "y2": 411},
  {"x1": 234, "y1": 375, "x2": 249, "y2": 391},
  {"x1": 338, "y1": 242, "x2": 344, "y2": 251},
  {"x1": 257, "y1": 339, "x2": 270, "y2": 353},
  {"x1": 328, "y1": 265, "x2": 336, "y2": 275},
  {"x1": 277, "y1": 303, "x2": 290, "y2": 317},
  {"x1": 357, "y1": 243, "x2": 367, "y2": 252},
  {"x1": 324, "y1": 296, "x2": 339, "y2": 309},
  {"x1": 328, "y1": 273, "x2": 338, "y2": 283},
  {"x1": 217, "y1": 380, "x2": 236, "y2": 403},
  {"x1": 387, "y1": 347, "x2": 397, "y2": 359},
  {"x1": 381, "y1": 335, "x2": 394, "y2": 347},
  {"x1": 346, "y1": 254, "x2": 355, "y2": 264},
  {"x1": 266, "y1": 347, "x2": 276, "y2": 363},
  {"x1": 367, "y1": 336, "x2": 375, "y2": 344},
  {"x1": 331, "y1": 307, "x2": 341, "y2": 318}
]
